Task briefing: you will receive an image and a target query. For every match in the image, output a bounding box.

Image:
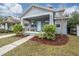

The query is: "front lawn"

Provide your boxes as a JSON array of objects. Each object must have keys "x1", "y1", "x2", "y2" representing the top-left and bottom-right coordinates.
[
  {"x1": 0, "y1": 36, "x2": 22, "y2": 47},
  {"x1": 0, "y1": 33, "x2": 14, "y2": 36},
  {"x1": 4, "y1": 35, "x2": 79, "y2": 56}
]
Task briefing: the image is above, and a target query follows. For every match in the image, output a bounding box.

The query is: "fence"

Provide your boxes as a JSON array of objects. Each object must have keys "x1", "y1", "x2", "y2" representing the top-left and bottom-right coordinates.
[{"x1": 77, "y1": 25, "x2": 79, "y2": 36}]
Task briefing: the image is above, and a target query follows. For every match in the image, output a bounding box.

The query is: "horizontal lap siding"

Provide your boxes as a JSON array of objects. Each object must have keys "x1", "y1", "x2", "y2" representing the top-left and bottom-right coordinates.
[
  {"x1": 23, "y1": 7, "x2": 49, "y2": 18},
  {"x1": 55, "y1": 19, "x2": 67, "y2": 34}
]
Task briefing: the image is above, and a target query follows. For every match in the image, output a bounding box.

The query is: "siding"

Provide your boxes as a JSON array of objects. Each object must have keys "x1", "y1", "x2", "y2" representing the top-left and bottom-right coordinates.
[
  {"x1": 22, "y1": 7, "x2": 52, "y2": 18},
  {"x1": 55, "y1": 19, "x2": 67, "y2": 34}
]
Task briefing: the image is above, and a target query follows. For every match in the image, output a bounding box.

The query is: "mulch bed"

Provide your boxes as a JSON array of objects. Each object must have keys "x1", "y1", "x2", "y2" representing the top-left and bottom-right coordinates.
[{"x1": 31, "y1": 34, "x2": 69, "y2": 46}]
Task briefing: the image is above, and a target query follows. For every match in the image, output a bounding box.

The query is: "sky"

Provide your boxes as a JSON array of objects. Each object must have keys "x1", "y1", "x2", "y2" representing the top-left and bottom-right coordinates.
[{"x1": 0, "y1": 3, "x2": 79, "y2": 17}]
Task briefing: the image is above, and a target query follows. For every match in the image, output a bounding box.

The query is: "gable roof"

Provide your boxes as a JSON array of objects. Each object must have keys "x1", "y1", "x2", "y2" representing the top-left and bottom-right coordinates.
[
  {"x1": 20, "y1": 4, "x2": 66, "y2": 19},
  {"x1": 20, "y1": 4, "x2": 54, "y2": 18}
]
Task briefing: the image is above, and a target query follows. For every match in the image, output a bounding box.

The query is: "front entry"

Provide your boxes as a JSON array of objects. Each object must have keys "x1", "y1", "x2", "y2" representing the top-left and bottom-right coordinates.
[
  {"x1": 37, "y1": 21, "x2": 41, "y2": 31},
  {"x1": 23, "y1": 14, "x2": 49, "y2": 32}
]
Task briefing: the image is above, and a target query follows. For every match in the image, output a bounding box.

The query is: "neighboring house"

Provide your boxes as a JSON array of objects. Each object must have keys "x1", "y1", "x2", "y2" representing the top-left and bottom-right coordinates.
[
  {"x1": 0, "y1": 16, "x2": 20, "y2": 31},
  {"x1": 20, "y1": 4, "x2": 69, "y2": 34}
]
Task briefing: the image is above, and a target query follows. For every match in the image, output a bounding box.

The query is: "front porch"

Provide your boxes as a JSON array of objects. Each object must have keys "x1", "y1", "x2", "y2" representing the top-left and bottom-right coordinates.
[{"x1": 21, "y1": 14, "x2": 54, "y2": 32}]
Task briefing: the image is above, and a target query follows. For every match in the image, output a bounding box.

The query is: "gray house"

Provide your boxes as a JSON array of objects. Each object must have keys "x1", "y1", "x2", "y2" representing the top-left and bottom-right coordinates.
[{"x1": 20, "y1": 4, "x2": 69, "y2": 34}]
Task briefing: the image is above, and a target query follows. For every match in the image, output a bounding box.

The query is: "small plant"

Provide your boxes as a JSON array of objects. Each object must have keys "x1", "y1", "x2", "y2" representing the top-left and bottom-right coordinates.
[
  {"x1": 0, "y1": 29, "x2": 9, "y2": 33},
  {"x1": 13, "y1": 24, "x2": 23, "y2": 36},
  {"x1": 43, "y1": 24, "x2": 56, "y2": 34},
  {"x1": 38, "y1": 24, "x2": 56, "y2": 40},
  {"x1": 37, "y1": 32, "x2": 45, "y2": 39}
]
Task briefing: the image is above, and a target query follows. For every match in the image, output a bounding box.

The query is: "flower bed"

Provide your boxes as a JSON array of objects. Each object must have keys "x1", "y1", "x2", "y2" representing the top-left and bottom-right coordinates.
[{"x1": 31, "y1": 34, "x2": 69, "y2": 46}]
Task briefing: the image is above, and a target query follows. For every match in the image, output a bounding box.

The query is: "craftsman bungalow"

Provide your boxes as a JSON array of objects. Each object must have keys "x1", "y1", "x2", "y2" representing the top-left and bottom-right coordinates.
[{"x1": 20, "y1": 4, "x2": 69, "y2": 34}]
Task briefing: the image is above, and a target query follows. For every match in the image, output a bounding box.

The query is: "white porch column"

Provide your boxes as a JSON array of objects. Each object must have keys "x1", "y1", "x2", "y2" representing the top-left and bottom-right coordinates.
[
  {"x1": 49, "y1": 13, "x2": 54, "y2": 25},
  {"x1": 21, "y1": 18, "x2": 25, "y2": 28},
  {"x1": 5, "y1": 23, "x2": 8, "y2": 30},
  {"x1": 0, "y1": 24, "x2": 3, "y2": 29},
  {"x1": 28, "y1": 24, "x2": 31, "y2": 31}
]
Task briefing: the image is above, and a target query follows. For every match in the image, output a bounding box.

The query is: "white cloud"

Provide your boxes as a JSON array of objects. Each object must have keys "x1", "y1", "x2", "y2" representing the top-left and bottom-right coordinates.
[
  {"x1": 10, "y1": 4, "x2": 23, "y2": 13},
  {"x1": 12, "y1": 16, "x2": 20, "y2": 20},
  {"x1": 0, "y1": 4, "x2": 13, "y2": 16},
  {"x1": 0, "y1": 3, "x2": 23, "y2": 16},
  {"x1": 64, "y1": 5, "x2": 79, "y2": 15},
  {"x1": 3, "y1": 3, "x2": 15, "y2": 8},
  {"x1": 0, "y1": 5, "x2": 7, "y2": 10}
]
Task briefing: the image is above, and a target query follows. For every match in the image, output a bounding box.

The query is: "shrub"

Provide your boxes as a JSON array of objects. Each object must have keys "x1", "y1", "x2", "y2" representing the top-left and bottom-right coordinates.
[
  {"x1": 37, "y1": 32, "x2": 45, "y2": 39},
  {"x1": 13, "y1": 24, "x2": 23, "y2": 35},
  {"x1": 43, "y1": 24, "x2": 56, "y2": 33},
  {"x1": 0, "y1": 29, "x2": 8, "y2": 33},
  {"x1": 38, "y1": 24, "x2": 56, "y2": 40}
]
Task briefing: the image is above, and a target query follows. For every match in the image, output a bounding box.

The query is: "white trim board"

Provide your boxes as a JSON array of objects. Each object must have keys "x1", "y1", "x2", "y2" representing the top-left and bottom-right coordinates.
[{"x1": 22, "y1": 12, "x2": 52, "y2": 19}]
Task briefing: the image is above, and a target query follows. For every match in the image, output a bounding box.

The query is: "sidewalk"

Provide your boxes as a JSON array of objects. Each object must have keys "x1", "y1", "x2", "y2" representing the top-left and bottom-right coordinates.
[
  {"x1": 0, "y1": 35, "x2": 34, "y2": 56},
  {"x1": 0, "y1": 34, "x2": 16, "y2": 39}
]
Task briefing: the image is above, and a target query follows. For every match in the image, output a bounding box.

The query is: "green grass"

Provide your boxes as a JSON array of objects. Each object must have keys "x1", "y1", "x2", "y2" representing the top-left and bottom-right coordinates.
[
  {"x1": 0, "y1": 36, "x2": 21, "y2": 47},
  {"x1": 4, "y1": 35, "x2": 79, "y2": 56},
  {"x1": 0, "y1": 33, "x2": 13, "y2": 36}
]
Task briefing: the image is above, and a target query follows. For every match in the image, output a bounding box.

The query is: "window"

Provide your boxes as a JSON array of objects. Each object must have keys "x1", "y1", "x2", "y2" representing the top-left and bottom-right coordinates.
[
  {"x1": 56, "y1": 24, "x2": 60, "y2": 27},
  {"x1": 24, "y1": 24, "x2": 28, "y2": 26}
]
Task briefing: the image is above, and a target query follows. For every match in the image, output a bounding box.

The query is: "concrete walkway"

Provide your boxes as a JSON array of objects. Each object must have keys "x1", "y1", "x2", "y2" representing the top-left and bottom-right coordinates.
[
  {"x1": 0, "y1": 35, "x2": 34, "y2": 56},
  {"x1": 0, "y1": 34, "x2": 16, "y2": 39}
]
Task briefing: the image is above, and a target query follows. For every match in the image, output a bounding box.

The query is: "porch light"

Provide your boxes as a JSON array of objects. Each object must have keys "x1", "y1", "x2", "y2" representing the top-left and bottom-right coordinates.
[{"x1": 32, "y1": 22, "x2": 34, "y2": 25}]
